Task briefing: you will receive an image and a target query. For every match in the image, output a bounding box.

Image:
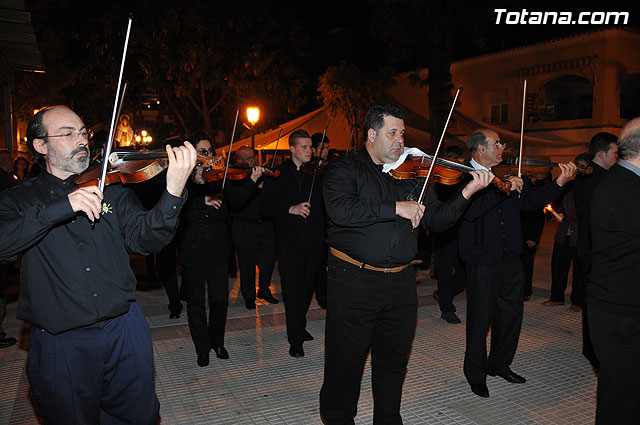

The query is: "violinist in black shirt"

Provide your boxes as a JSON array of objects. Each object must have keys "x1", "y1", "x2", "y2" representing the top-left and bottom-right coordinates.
[
  {"x1": 229, "y1": 146, "x2": 278, "y2": 309},
  {"x1": 0, "y1": 106, "x2": 196, "y2": 424},
  {"x1": 460, "y1": 129, "x2": 575, "y2": 399},
  {"x1": 260, "y1": 129, "x2": 325, "y2": 358},
  {"x1": 320, "y1": 104, "x2": 492, "y2": 424},
  {"x1": 180, "y1": 134, "x2": 265, "y2": 366}
]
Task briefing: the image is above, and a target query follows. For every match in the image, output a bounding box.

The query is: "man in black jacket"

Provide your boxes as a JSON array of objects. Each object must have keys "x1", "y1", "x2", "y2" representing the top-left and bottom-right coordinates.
[
  {"x1": 320, "y1": 104, "x2": 493, "y2": 424},
  {"x1": 260, "y1": 129, "x2": 325, "y2": 357},
  {"x1": 573, "y1": 132, "x2": 618, "y2": 368},
  {"x1": 588, "y1": 118, "x2": 640, "y2": 425},
  {"x1": 0, "y1": 106, "x2": 196, "y2": 424},
  {"x1": 460, "y1": 128, "x2": 575, "y2": 398}
]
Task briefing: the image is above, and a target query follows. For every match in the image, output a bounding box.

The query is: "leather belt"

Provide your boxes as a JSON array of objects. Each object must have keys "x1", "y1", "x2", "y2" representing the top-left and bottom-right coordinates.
[{"x1": 329, "y1": 247, "x2": 420, "y2": 273}]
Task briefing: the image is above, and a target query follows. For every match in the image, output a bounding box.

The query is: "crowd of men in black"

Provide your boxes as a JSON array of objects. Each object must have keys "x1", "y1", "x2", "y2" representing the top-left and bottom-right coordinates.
[{"x1": 0, "y1": 103, "x2": 638, "y2": 425}]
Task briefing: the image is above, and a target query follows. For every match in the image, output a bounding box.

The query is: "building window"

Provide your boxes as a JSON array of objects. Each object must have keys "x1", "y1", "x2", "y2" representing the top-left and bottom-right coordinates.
[
  {"x1": 621, "y1": 74, "x2": 640, "y2": 120},
  {"x1": 543, "y1": 75, "x2": 593, "y2": 121},
  {"x1": 487, "y1": 89, "x2": 509, "y2": 124}
]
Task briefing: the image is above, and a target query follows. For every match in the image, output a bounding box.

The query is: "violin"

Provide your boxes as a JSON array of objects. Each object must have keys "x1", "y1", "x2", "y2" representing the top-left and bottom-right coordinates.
[
  {"x1": 389, "y1": 154, "x2": 512, "y2": 195},
  {"x1": 492, "y1": 153, "x2": 592, "y2": 181},
  {"x1": 74, "y1": 150, "x2": 279, "y2": 188},
  {"x1": 300, "y1": 157, "x2": 329, "y2": 176},
  {"x1": 201, "y1": 161, "x2": 280, "y2": 182}
]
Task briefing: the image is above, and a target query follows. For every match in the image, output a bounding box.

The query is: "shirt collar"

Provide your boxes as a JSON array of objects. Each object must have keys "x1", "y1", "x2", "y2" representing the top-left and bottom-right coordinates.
[
  {"x1": 618, "y1": 159, "x2": 640, "y2": 178},
  {"x1": 470, "y1": 158, "x2": 490, "y2": 171}
]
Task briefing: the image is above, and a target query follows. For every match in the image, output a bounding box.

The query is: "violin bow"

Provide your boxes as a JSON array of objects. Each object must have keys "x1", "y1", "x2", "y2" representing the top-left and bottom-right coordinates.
[
  {"x1": 417, "y1": 86, "x2": 462, "y2": 204},
  {"x1": 345, "y1": 126, "x2": 355, "y2": 153},
  {"x1": 518, "y1": 79, "x2": 527, "y2": 178},
  {"x1": 99, "y1": 16, "x2": 132, "y2": 193},
  {"x1": 307, "y1": 126, "x2": 327, "y2": 204},
  {"x1": 269, "y1": 128, "x2": 283, "y2": 169},
  {"x1": 221, "y1": 109, "x2": 240, "y2": 192}
]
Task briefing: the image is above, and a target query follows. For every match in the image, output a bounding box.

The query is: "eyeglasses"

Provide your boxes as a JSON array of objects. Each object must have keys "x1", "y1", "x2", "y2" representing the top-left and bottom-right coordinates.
[
  {"x1": 45, "y1": 129, "x2": 93, "y2": 142},
  {"x1": 494, "y1": 140, "x2": 507, "y2": 149},
  {"x1": 197, "y1": 148, "x2": 213, "y2": 156}
]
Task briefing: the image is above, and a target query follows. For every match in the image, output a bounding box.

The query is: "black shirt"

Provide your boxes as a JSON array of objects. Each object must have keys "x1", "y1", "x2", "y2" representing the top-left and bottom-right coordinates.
[
  {"x1": 323, "y1": 147, "x2": 470, "y2": 268},
  {"x1": 0, "y1": 170, "x2": 186, "y2": 334},
  {"x1": 574, "y1": 161, "x2": 607, "y2": 257},
  {"x1": 178, "y1": 178, "x2": 255, "y2": 265},
  {"x1": 588, "y1": 163, "x2": 640, "y2": 317},
  {"x1": 260, "y1": 159, "x2": 325, "y2": 243}
]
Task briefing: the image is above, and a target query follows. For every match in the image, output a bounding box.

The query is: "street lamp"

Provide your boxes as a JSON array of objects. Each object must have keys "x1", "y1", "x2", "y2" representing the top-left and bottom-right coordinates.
[{"x1": 246, "y1": 107, "x2": 260, "y2": 150}]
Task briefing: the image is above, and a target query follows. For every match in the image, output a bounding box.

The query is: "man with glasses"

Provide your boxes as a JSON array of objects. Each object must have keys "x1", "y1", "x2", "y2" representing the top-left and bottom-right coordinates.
[
  {"x1": 0, "y1": 106, "x2": 196, "y2": 424},
  {"x1": 460, "y1": 128, "x2": 576, "y2": 398}
]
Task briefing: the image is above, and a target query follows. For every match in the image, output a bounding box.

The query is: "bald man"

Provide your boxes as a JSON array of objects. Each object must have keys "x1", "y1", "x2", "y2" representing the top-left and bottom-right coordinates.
[
  {"x1": 588, "y1": 118, "x2": 640, "y2": 424},
  {"x1": 229, "y1": 146, "x2": 278, "y2": 308},
  {"x1": 0, "y1": 106, "x2": 196, "y2": 423},
  {"x1": 460, "y1": 129, "x2": 576, "y2": 398}
]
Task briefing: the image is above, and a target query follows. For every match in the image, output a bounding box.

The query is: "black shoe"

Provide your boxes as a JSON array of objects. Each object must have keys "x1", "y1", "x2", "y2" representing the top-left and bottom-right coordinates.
[
  {"x1": 433, "y1": 290, "x2": 440, "y2": 302},
  {"x1": 470, "y1": 383, "x2": 490, "y2": 398},
  {"x1": 245, "y1": 299, "x2": 256, "y2": 310},
  {"x1": 440, "y1": 311, "x2": 461, "y2": 324},
  {"x1": 489, "y1": 368, "x2": 526, "y2": 383},
  {"x1": 256, "y1": 291, "x2": 280, "y2": 304},
  {"x1": 212, "y1": 346, "x2": 229, "y2": 359},
  {"x1": 303, "y1": 331, "x2": 314, "y2": 341},
  {"x1": 289, "y1": 344, "x2": 304, "y2": 357},
  {"x1": 0, "y1": 337, "x2": 16, "y2": 349},
  {"x1": 197, "y1": 352, "x2": 210, "y2": 367},
  {"x1": 169, "y1": 302, "x2": 183, "y2": 319}
]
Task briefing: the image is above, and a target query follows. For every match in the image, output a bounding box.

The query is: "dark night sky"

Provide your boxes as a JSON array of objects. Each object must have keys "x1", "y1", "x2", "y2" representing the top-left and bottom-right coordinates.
[{"x1": 303, "y1": 1, "x2": 637, "y2": 72}]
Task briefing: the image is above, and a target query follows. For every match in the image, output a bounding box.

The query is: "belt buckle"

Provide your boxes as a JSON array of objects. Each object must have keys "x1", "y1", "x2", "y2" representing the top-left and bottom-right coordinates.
[{"x1": 384, "y1": 267, "x2": 390, "y2": 273}]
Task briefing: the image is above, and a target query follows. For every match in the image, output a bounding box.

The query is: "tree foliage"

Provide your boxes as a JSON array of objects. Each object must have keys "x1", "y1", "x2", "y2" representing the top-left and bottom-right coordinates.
[
  {"x1": 318, "y1": 62, "x2": 393, "y2": 148},
  {"x1": 21, "y1": 0, "x2": 311, "y2": 147},
  {"x1": 371, "y1": 0, "x2": 493, "y2": 149},
  {"x1": 134, "y1": 0, "x2": 309, "y2": 146}
]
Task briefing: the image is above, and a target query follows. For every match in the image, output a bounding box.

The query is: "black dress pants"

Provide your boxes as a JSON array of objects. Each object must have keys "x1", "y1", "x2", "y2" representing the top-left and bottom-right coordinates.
[
  {"x1": 320, "y1": 255, "x2": 417, "y2": 425},
  {"x1": 549, "y1": 237, "x2": 583, "y2": 304},
  {"x1": 276, "y1": 238, "x2": 323, "y2": 346},
  {"x1": 232, "y1": 220, "x2": 276, "y2": 302},
  {"x1": 579, "y1": 254, "x2": 599, "y2": 366},
  {"x1": 521, "y1": 244, "x2": 537, "y2": 298},
  {"x1": 589, "y1": 307, "x2": 640, "y2": 425},
  {"x1": 434, "y1": 239, "x2": 466, "y2": 313},
  {"x1": 184, "y1": 261, "x2": 229, "y2": 354},
  {"x1": 157, "y1": 239, "x2": 181, "y2": 314},
  {"x1": 464, "y1": 257, "x2": 524, "y2": 385},
  {"x1": 313, "y1": 242, "x2": 328, "y2": 308}
]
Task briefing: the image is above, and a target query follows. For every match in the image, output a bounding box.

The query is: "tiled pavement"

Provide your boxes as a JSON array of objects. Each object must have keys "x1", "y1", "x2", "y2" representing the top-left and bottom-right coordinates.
[{"x1": 0, "y1": 222, "x2": 597, "y2": 424}]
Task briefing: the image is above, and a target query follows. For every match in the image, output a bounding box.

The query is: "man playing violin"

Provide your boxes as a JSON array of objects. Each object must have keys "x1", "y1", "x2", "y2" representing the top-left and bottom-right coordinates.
[
  {"x1": 460, "y1": 128, "x2": 576, "y2": 398},
  {"x1": 228, "y1": 146, "x2": 279, "y2": 309},
  {"x1": 0, "y1": 106, "x2": 197, "y2": 424},
  {"x1": 320, "y1": 104, "x2": 493, "y2": 424},
  {"x1": 260, "y1": 129, "x2": 325, "y2": 358},
  {"x1": 180, "y1": 133, "x2": 254, "y2": 366}
]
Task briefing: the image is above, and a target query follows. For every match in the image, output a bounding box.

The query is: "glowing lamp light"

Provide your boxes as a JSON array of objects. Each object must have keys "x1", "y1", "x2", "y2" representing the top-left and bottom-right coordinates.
[
  {"x1": 246, "y1": 107, "x2": 260, "y2": 126},
  {"x1": 135, "y1": 135, "x2": 141, "y2": 142},
  {"x1": 141, "y1": 130, "x2": 148, "y2": 137}
]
